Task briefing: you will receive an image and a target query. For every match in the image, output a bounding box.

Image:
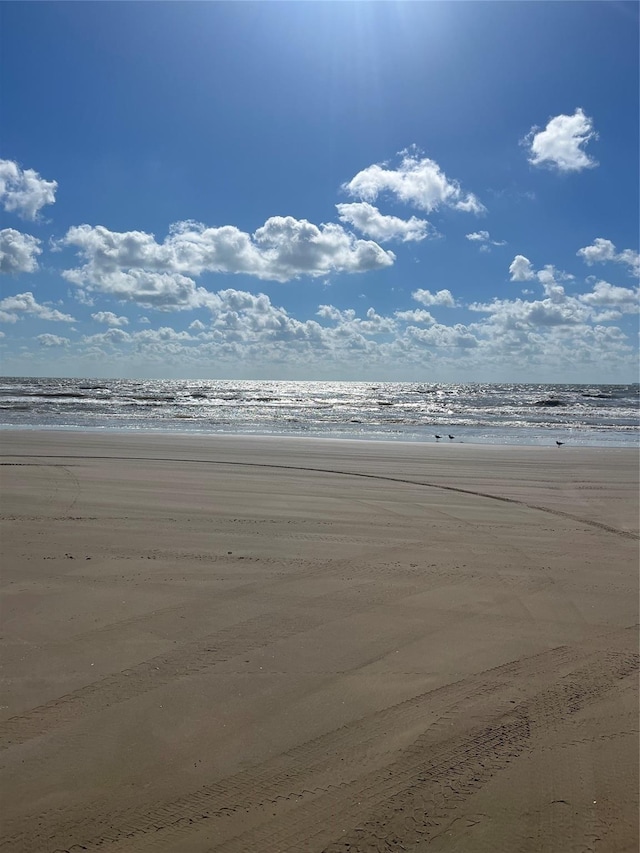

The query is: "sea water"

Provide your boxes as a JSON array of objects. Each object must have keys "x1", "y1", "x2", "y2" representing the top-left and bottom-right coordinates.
[{"x1": 0, "y1": 377, "x2": 637, "y2": 447}]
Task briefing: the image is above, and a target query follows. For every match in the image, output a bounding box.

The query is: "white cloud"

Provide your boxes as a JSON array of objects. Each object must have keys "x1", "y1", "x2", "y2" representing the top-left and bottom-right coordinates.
[
  {"x1": 613, "y1": 249, "x2": 638, "y2": 274},
  {"x1": 68, "y1": 268, "x2": 208, "y2": 311},
  {"x1": 82, "y1": 328, "x2": 131, "y2": 346},
  {"x1": 536, "y1": 264, "x2": 574, "y2": 285},
  {"x1": 577, "y1": 238, "x2": 639, "y2": 277},
  {"x1": 524, "y1": 108, "x2": 597, "y2": 172},
  {"x1": 72, "y1": 288, "x2": 95, "y2": 306},
  {"x1": 37, "y1": 334, "x2": 70, "y2": 347},
  {"x1": 91, "y1": 311, "x2": 129, "y2": 327},
  {"x1": 342, "y1": 147, "x2": 485, "y2": 214},
  {"x1": 579, "y1": 280, "x2": 639, "y2": 310},
  {"x1": 252, "y1": 216, "x2": 395, "y2": 279},
  {"x1": 470, "y1": 259, "x2": 636, "y2": 343},
  {"x1": 412, "y1": 288, "x2": 456, "y2": 307},
  {"x1": 335, "y1": 202, "x2": 431, "y2": 242},
  {"x1": 0, "y1": 292, "x2": 76, "y2": 322},
  {"x1": 15, "y1": 278, "x2": 636, "y2": 381},
  {"x1": 134, "y1": 326, "x2": 194, "y2": 343},
  {"x1": 589, "y1": 309, "x2": 623, "y2": 323},
  {"x1": 394, "y1": 308, "x2": 435, "y2": 324},
  {"x1": 510, "y1": 257, "x2": 575, "y2": 293},
  {"x1": 0, "y1": 159, "x2": 58, "y2": 220},
  {"x1": 0, "y1": 229, "x2": 42, "y2": 274},
  {"x1": 316, "y1": 304, "x2": 396, "y2": 335},
  {"x1": 61, "y1": 218, "x2": 394, "y2": 301},
  {"x1": 577, "y1": 237, "x2": 616, "y2": 264},
  {"x1": 316, "y1": 305, "x2": 355, "y2": 322},
  {"x1": 466, "y1": 230, "x2": 506, "y2": 249},
  {"x1": 407, "y1": 322, "x2": 479, "y2": 348},
  {"x1": 469, "y1": 294, "x2": 589, "y2": 328},
  {"x1": 509, "y1": 255, "x2": 536, "y2": 281},
  {"x1": 534, "y1": 267, "x2": 575, "y2": 310}
]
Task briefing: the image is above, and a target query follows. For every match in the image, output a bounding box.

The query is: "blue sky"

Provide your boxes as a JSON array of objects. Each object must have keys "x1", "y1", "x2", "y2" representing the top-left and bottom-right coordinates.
[{"x1": 1, "y1": 1, "x2": 638, "y2": 381}]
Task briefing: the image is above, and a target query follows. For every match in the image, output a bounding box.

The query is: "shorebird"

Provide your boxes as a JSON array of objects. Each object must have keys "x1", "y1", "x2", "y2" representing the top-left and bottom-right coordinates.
[
  {"x1": 556, "y1": 441, "x2": 564, "y2": 446},
  {"x1": 435, "y1": 434, "x2": 442, "y2": 439},
  {"x1": 448, "y1": 434, "x2": 455, "y2": 440}
]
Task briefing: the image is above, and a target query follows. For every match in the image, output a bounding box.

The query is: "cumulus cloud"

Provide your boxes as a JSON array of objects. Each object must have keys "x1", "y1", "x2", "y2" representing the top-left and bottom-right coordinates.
[
  {"x1": 342, "y1": 147, "x2": 485, "y2": 214},
  {"x1": 509, "y1": 255, "x2": 536, "y2": 282},
  {"x1": 509, "y1": 257, "x2": 575, "y2": 295},
  {"x1": 0, "y1": 229, "x2": 42, "y2": 274},
  {"x1": 523, "y1": 108, "x2": 598, "y2": 172},
  {"x1": 72, "y1": 288, "x2": 95, "y2": 306},
  {"x1": 17, "y1": 277, "x2": 636, "y2": 379},
  {"x1": 134, "y1": 326, "x2": 194, "y2": 343},
  {"x1": 579, "y1": 280, "x2": 639, "y2": 310},
  {"x1": 76, "y1": 295, "x2": 355, "y2": 361},
  {"x1": 210, "y1": 290, "x2": 301, "y2": 338},
  {"x1": 82, "y1": 328, "x2": 131, "y2": 346},
  {"x1": 91, "y1": 311, "x2": 129, "y2": 327},
  {"x1": 36, "y1": 334, "x2": 70, "y2": 347},
  {"x1": 68, "y1": 268, "x2": 208, "y2": 311},
  {"x1": 469, "y1": 294, "x2": 589, "y2": 328},
  {"x1": 317, "y1": 304, "x2": 396, "y2": 335},
  {"x1": 0, "y1": 292, "x2": 76, "y2": 322},
  {"x1": 577, "y1": 237, "x2": 617, "y2": 264},
  {"x1": 60, "y1": 218, "x2": 394, "y2": 303},
  {"x1": 394, "y1": 308, "x2": 435, "y2": 324},
  {"x1": 531, "y1": 268, "x2": 574, "y2": 311},
  {"x1": 252, "y1": 217, "x2": 395, "y2": 279},
  {"x1": 412, "y1": 288, "x2": 456, "y2": 307},
  {"x1": 466, "y1": 230, "x2": 506, "y2": 250},
  {"x1": 469, "y1": 257, "x2": 636, "y2": 338},
  {"x1": 0, "y1": 159, "x2": 58, "y2": 220},
  {"x1": 589, "y1": 309, "x2": 623, "y2": 323},
  {"x1": 407, "y1": 322, "x2": 479, "y2": 348},
  {"x1": 335, "y1": 202, "x2": 431, "y2": 242},
  {"x1": 114, "y1": 287, "x2": 327, "y2": 351},
  {"x1": 577, "y1": 238, "x2": 639, "y2": 277},
  {"x1": 316, "y1": 305, "x2": 355, "y2": 323}
]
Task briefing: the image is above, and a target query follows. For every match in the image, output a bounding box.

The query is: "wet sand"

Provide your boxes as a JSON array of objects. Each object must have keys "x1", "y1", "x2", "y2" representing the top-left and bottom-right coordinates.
[{"x1": 0, "y1": 430, "x2": 638, "y2": 853}]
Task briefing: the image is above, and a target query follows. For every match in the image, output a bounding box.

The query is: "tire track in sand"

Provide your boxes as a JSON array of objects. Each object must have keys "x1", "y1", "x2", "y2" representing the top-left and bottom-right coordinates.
[
  {"x1": 4, "y1": 639, "x2": 635, "y2": 853},
  {"x1": 3, "y1": 454, "x2": 637, "y2": 540},
  {"x1": 0, "y1": 580, "x2": 420, "y2": 751},
  {"x1": 219, "y1": 650, "x2": 638, "y2": 853}
]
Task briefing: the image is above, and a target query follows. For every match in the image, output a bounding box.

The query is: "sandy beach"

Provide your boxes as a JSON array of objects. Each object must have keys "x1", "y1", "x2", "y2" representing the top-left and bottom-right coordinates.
[{"x1": 0, "y1": 430, "x2": 638, "y2": 853}]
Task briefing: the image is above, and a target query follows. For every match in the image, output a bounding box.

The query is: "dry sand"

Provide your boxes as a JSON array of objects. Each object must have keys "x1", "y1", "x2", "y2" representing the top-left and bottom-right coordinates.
[{"x1": 0, "y1": 430, "x2": 638, "y2": 853}]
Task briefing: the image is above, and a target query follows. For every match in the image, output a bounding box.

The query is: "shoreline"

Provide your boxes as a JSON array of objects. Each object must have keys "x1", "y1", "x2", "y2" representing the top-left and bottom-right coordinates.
[
  {"x1": 1, "y1": 429, "x2": 638, "y2": 851},
  {"x1": 3, "y1": 425, "x2": 639, "y2": 455},
  {"x1": 1, "y1": 422, "x2": 638, "y2": 449}
]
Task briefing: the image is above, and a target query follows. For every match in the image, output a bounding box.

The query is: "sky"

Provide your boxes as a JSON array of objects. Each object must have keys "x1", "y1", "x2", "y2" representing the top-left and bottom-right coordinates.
[{"x1": 0, "y1": 1, "x2": 638, "y2": 382}]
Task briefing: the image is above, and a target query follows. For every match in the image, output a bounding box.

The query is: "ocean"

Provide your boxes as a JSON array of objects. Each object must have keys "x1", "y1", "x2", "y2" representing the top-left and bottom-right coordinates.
[{"x1": 0, "y1": 377, "x2": 638, "y2": 447}]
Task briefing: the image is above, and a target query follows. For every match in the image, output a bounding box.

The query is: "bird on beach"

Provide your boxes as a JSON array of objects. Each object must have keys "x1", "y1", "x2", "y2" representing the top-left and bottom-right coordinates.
[
  {"x1": 448, "y1": 434, "x2": 455, "y2": 440},
  {"x1": 556, "y1": 441, "x2": 564, "y2": 446},
  {"x1": 435, "y1": 434, "x2": 442, "y2": 440}
]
